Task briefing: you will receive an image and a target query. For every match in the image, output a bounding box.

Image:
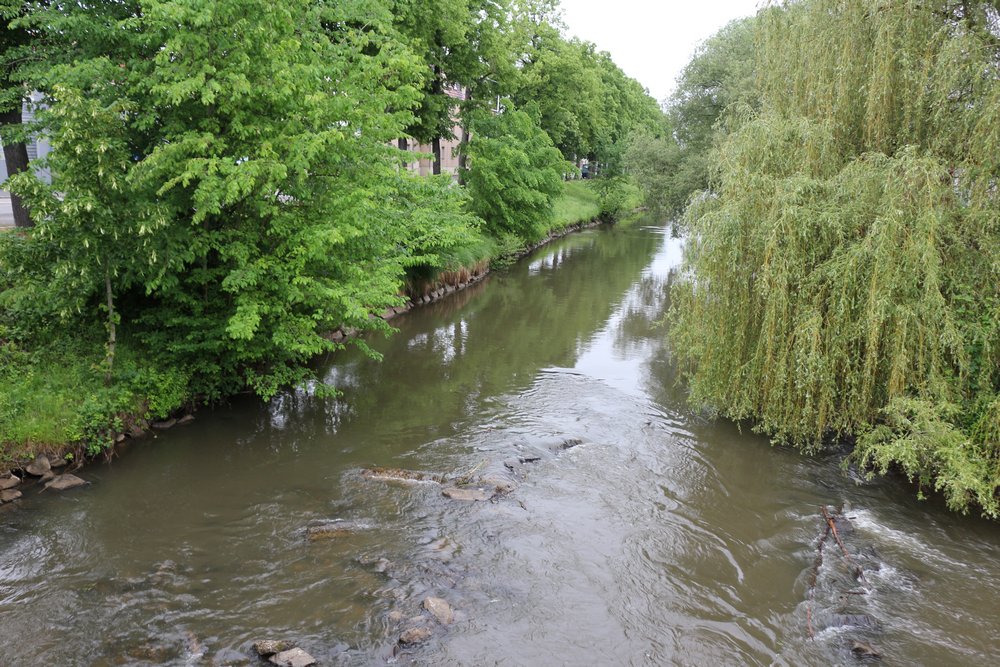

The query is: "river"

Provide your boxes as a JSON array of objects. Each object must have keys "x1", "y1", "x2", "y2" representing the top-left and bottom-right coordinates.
[{"x1": 1, "y1": 220, "x2": 999, "y2": 666}]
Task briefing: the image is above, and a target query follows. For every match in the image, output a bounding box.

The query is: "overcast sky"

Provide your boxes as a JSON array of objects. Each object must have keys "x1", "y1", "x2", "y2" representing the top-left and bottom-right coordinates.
[{"x1": 559, "y1": 0, "x2": 763, "y2": 103}]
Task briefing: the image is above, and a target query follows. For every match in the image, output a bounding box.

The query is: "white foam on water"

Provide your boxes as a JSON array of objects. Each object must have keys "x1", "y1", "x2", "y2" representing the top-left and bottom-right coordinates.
[{"x1": 847, "y1": 509, "x2": 967, "y2": 570}]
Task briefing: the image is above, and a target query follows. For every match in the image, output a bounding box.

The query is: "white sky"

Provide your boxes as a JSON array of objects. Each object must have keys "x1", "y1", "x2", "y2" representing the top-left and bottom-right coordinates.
[{"x1": 559, "y1": 0, "x2": 764, "y2": 103}]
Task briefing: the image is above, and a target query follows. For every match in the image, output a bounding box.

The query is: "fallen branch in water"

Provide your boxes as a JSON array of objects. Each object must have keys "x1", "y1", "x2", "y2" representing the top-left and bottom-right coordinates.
[
  {"x1": 821, "y1": 505, "x2": 869, "y2": 586},
  {"x1": 805, "y1": 517, "x2": 832, "y2": 639}
]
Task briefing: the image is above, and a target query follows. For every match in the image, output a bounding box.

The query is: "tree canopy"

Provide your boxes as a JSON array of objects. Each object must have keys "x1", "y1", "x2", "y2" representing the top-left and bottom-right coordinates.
[{"x1": 669, "y1": 0, "x2": 1000, "y2": 515}]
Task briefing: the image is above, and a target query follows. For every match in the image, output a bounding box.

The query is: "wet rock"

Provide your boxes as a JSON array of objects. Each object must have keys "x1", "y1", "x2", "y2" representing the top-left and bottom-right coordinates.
[
  {"x1": 44, "y1": 473, "x2": 88, "y2": 491},
  {"x1": 306, "y1": 519, "x2": 359, "y2": 542},
  {"x1": 115, "y1": 433, "x2": 127, "y2": 443},
  {"x1": 398, "y1": 626, "x2": 432, "y2": 645},
  {"x1": 25, "y1": 454, "x2": 51, "y2": 477},
  {"x1": 479, "y1": 474, "x2": 518, "y2": 495},
  {"x1": 48, "y1": 455, "x2": 67, "y2": 469},
  {"x1": 361, "y1": 467, "x2": 444, "y2": 485},
  {"x1": 270, "y1": 647, "x2": 317, "y2": 667},
  {"x1": 834, "y1": 514, "x2": 855, "y2": 535},
  {"x1": 177, "y1": 414, "x2": 195, "y2": 426},
  {"x1": 0, "y1": 489, "x2": 22, "y2": 503},
  {"x1": 329, "y1": 329, "x2": 346, "y2": 343},
  {"x1": 388, "y1": 610, "x2": 404, "y2": 623},
  {"x1": 559, "y1": 438, "x2": 583, "y2": 450},
  {"x1": 253, "y1": 639, "x2": 292, "y2": 657},
  {"x1": 0, "y1": 474, "x2": 20, "y2": 490},
  {"x1": 152, "y1": 417, "x2": 177, "y2": 430},
  {"x1": 851, "y1": 640, "x2": 882, "y2": 660},
  {"x1": 372, "y1": 557, "x2": 393, "y2": 574},
  {"x1": 441, "y1": 487, "x2": 492, "y2": 502},
  {"x1": 422, "y1": 596, "x2": 454, "y2": 625},
  {"x1": 39, "y1": 470, "x2": 56, "y2": 482},
  {"x1": 125, "y1": 642, "x2": 180, "y2": 663}
]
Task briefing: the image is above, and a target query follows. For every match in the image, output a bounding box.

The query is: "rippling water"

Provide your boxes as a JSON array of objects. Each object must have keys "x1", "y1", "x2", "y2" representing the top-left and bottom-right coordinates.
[{"x1": 2, "y1": 220, "x2": 999, "y2": 666}]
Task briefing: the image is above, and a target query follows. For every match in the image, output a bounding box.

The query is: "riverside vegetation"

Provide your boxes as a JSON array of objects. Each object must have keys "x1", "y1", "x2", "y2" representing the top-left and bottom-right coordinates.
[
  {"x1": 633, "y1": 0, "x2": 999, "y2": 516},
  {"x1": 0, "y1": 0, "x2": 656, "y2": 468}
]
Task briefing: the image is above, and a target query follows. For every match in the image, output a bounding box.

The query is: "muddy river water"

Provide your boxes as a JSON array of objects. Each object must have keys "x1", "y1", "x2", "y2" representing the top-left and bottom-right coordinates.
[{"x1": 2, "y1": 220, "x2": 999, "y2": 666}]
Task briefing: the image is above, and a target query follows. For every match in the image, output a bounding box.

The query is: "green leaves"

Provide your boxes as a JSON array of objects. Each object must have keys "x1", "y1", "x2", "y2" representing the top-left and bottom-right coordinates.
[
  {"x1": 464, "y1": 107, "x2": 565, "y2": 242},
  {"x1": 670, "y1": 0, "x2": 1000, "y2": 516}
]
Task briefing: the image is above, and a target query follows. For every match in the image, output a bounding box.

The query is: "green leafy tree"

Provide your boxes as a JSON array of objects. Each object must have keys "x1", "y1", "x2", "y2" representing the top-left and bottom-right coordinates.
[
  {"x1": 2, "y1": 0, "x2": 478, "y2": 400},
  {"x1": 670, "y1": 0, "x2": 1000, "y2": 515},
  {"x1": 464, "y1": 107, "x2": 565, "y2": 242}
]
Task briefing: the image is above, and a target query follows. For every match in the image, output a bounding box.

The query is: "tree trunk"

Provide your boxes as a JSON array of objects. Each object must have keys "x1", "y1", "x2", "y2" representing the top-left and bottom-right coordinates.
[
  {"x1": 457, "y1": 124, "x2": 469, "y2": 185},
  {"x1": 0, "y1": 106, "x2": 32, "y2": 228},
  {"x1": 398, "y1": 137, "x2": 408, "y2": 169},
  {"x1": 432, "y1": 136, "x2": 442, "y2": 176}
]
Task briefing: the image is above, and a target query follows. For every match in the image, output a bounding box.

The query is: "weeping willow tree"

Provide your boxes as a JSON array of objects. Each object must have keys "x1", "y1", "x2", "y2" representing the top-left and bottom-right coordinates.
[{"x1": 670, "y1": 0, "x2": 1000, "y2": 515}]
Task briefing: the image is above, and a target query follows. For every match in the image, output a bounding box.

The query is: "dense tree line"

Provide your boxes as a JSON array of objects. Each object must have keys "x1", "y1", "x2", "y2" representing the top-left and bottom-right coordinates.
[
  {"x1": 0, "y1": 0, "x2": 661, "y2": 453},
  {"x1": 665, "y1": 0, "x2": 1000, "y2": 516}
]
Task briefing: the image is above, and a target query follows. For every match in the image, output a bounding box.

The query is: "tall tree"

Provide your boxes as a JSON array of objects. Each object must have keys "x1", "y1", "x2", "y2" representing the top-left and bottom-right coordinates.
[
  {"x1": 670, "y1": 0, "x2": 1000, "y2": 515},
  {"x1": 393, "y1": 0, "x2": 475, "y2": 175},
  {"x1": 0, "y1": 2, "x2": 31, "y2": 227}
]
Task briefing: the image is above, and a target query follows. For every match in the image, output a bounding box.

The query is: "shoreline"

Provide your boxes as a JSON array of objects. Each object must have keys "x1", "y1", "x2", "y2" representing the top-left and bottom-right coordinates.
[{"x1": 0, "y1": 217, "x2": 609, "y2": 494}]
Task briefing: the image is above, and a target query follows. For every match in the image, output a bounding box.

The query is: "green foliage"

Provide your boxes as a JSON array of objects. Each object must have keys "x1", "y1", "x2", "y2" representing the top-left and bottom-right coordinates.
[
  {"x1": 0, "y1": 333, "x2": 191, "y2": 462},
  {"x1": 625, "y1": 129, "x2": 681, "y2": 217},
  {"x1": 670, "y1": 0, "x2": 1000, "y2": 515},
  {"x1": 594, "y1": 176, "x2": 642, "y2": 222},
  {"x1": 464, "y1": 108, "x2": 565, "y2": 242},
  {"x1": 510, "y1": 16, "x2": 663, "y2": 167},
  {"x1": 552, "y1": 180, "x2": 600, "y2": 229}
]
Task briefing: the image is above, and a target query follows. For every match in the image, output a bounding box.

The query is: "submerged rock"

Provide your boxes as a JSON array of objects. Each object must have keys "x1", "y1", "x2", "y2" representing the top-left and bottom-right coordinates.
[
  {"x1": 0, "y1": 474, "x2": 20, "y2": 490},
  {"x1": 177, "y1": 414, "x2": 196, "y2": 426},
  {"x1": 253, "y1": 639, "x2": 292, "y2": 657},
  {"x1": 44, "y1": 474, "x2": 88, "y2": 492},
  {"x1": 25, "y1": 454, "x2": 51, "y2": 477},
  {"x1": 306, "y1": 519, "x2": 361, "y2": 542},
  {"x1": 152, "y1": 418, "x2": 177, "y2": 430},
  {"x1": 422, "y1": 596, "x2": 454, "y2": 625},
  {"x1": 361, "y1": 467, "x2": 445, "y2": 485},
  {"x1": 0, "y1": 489, "x2": 22, "y2": 503},
  {"x1": 398, "y1": 626, "x2": 432, "y2": 645},
  {"x1": 851, "y1": 640, "x2": 882, "y2": 660},
  {"x1": 441, "y1": 487, "x2": 492, "y2": 502},
  {"x1": 269, "y1": 647, "x2": 317, "y2": 667},
  {"x1": 559, "y1": 438, "x2": 583, "y2": 450}
]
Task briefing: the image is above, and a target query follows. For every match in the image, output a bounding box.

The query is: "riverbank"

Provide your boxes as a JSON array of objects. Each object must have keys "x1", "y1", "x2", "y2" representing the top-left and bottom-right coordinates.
[{"x1": 0, "y1": 179, "x2": 620, "y2": 482}]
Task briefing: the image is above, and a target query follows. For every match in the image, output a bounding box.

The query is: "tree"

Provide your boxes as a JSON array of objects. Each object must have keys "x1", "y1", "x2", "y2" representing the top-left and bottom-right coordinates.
[
  {"x1": 670, "y1": 0, "x2": 1000, "y2": 515},
  {"x1": 393, "y1": 0, "x2": 476, "y2": 175},
  {"x1": 2, "y1": 0, "x2": 478, "y2": 399},
  {"x1": 463, "y1": 107, "x2": 565, "y2": 242},
  {"x1": 0, "y1": 1, "x2": 32, "y2": 227}
]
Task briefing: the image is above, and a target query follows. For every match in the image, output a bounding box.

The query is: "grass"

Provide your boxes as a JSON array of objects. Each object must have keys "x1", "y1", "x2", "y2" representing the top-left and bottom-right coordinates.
[
  {"x1": 0, "y1": 332, "x2": 190, "y2": 469},
  {"x1": 551, "y1": 179, "x2": 601, "y2": 231}
]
